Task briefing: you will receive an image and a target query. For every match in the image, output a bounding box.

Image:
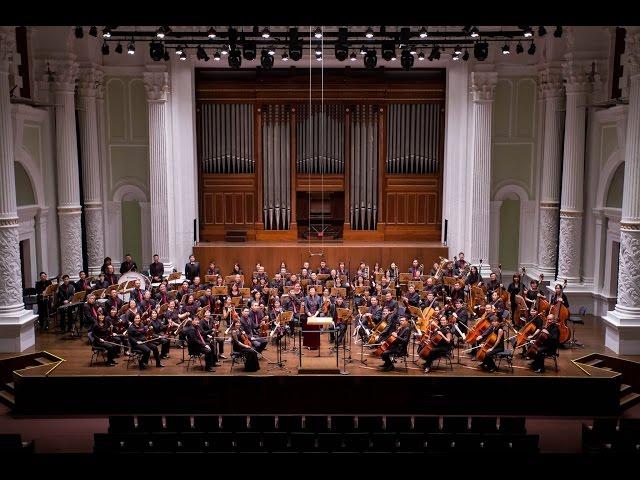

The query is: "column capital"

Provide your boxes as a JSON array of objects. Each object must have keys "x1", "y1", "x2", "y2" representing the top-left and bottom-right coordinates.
[
  {"x1": 620, "y1": 31, "x2": 640, "y2": 98},
  {"x1": 47, "y1": 58, "x2": 79, "y2": 94},
  {"x1": 143, "y1": 67, "x2": 170, "y2": 102},
  {"x1": 0, "y1": 27, "x2": 16, "y2": 74},
  {"x1": 77, "y1": 66, "x2": 102, "y2": 98},
  {"x1": 539, "y1": 67, "x2": 565, "y2": 98},
  {"x1": 470, "y1": 71, "x2": 498, "y2": 102},
  {"x1": 562, "y1": 61, "x2": 592, "y2": 94}
]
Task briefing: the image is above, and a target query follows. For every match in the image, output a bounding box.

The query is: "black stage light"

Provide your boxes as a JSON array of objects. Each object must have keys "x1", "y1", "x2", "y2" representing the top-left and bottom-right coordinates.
[
  {"x1": 175, "y1": 45, "x2": 183, "y2": 55},
  {"x1": 261, "y1": 49, "x2": 274, "y2": 69},
  {"x1": 417, "y1": 51, "x2": 425, "y2": 61},
  {"x1": 196, "y1": 45, "x2": 209, "y2": 61},
  {"x1": 74, "y1": 26, "x2": 83, "y2": 39},
  {"x1": 523, "y1": 26, "x2": 533, "y2": 38},
  {"x1": 288, "y1": 27, "x2": 302, "y2": 61},
  {"x1": 419, "y1": 26, "x2": 428, "y2": 38},
  {"x1": 281, "y1": 51, "x2": 289, "y2": 62},
  {"x1": 470, "y1": 26, "x2": 479, "y2": 38},
  {"x1": 381, "y1": 42, "x2": 395, "y2": 61},
  {"x1": 335, "y1": 27, "x2": 348, "y2": 61},
  {"x1": 364, "y1": 49, "x2": 377, "y2": 69},
  {"x1": 502, "y1": 43, "x2": 510, "y2": 55},
  {"x1": 400, "y1": 49, "x2": 414, "y2": 70},
  {"x1": 261, "y1": 27, "x2": 270, "y2": 38},
  {"x1": 163, "y1": 50, "x2": 170, "y2": 61},
  {"x1": 365, "y1": 27, "x2": 374, "y2": 38},
  {"x1": 462, "y1": 49, "x2": 469, "y2": 61},
  {"x1": 207, "y1": 27, "x2": 217, "y2": 39},
  {"x1": 127, "y1": 40, "x2": 135, "y2": 55},
  {"x1": 228, "y1": 48, "x2": 241, "y2": 68},
  {"x1": 360, "y1": 45, "x2": 367, "y2": 55},
  {"x1": 149, "y1": 41, "x2": 165, "y2": 61},
  {"x1": 528, "y1": 41, "x2": 536, "y2": 55},
  {"x1": 243, "y1": 41, "x2": 256, "y2": 60},
  {"x1": 179, "y1": 51, "x2": 187, "y2": 61},
  {"x1": 102, "y1": 27, "x2": 111, "y2": 38},
  {"x1": 350, "y1": 51, "x2": 357, "y2": 61},
  {"x1": 427, "y1": 45, "x2": 440, "y2": 61},
  {"x1": 89, "y1": 26, "x2": 97, "y2": 37},
  {"x1": 101, "y1": 41, "x2": 109, "y2": 55},
  {"x1": 115, "y1": 42, "x2": 123, "y2": 54},
  {"x1": 474, "y1": 42, "x2": 488, "y2": 61},
  {"x1": 314, "y1": 44, "x2": 322, "y2": 55},
  {"x1": 214, "y1": 51, "x2": 221, "y2": 61},
  {"x1": 314, "y1": 26, "x2": 323, "y2": 38},
  {"x1": 516, "y1": 41, "x2": 524, "y2": 54},
  {"x1": 454, "y1": 45, "x2": 462, "y2": 55},
  {"x1": 538, "y1": 26, "x2": 547, "y2": 36},
  {"x1": 554, "y1": 26, "x2": 563, "y2": 38}
]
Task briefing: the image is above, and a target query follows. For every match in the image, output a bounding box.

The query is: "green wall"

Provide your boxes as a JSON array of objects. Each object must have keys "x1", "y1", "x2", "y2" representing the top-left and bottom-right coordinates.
[
  {"x1": 499, "y1": 199, "x2": 520, "y2": 270},
  {"x1": 606, "y1": 162, "x2": 624, "y2": 208},
  {"x1": 121, "y1": 201, "x2": 142, "y2": 264},
  {"x1": 15, "y1": 162, "x2": 36, "y2": 206}
]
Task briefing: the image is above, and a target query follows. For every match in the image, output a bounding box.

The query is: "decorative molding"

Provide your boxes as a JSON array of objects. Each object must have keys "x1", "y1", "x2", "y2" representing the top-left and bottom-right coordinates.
[
  {"x1": 558, "y1": 215, "x2": 581, "y2": 279},
  {"x1": 0, "y1": 223, "x2": 23, "y2": 309},
  {"x1": 470, "y1": 71, "x2": 498, "y2": 102},
  {"x1": 559, "y1": 210, "x2": 584, "y2": 218},
  {"x1": 539, "y1": 67, "x2": 564, "y2": 98},
  {"x1": 48, "y1": 58, "x2": 79, "y2": 93},
  {"x1": 84, "y1": 207, "x2": 104, "y2": 274},
  {"x1": 57, "y1": 211, "x2": 82, "y2": 277},
  {"x1": 617, "y1": 230, "x2": 640, "y2": 308},
  {"x1": 143, "y1": 68, "x2": 170, "y2": 102},
  {"x1": 0, "y1": 26, "x2": 16, "y2": 73},
  {"x1": 538, "y1": 206, "x2": 559, "y2": 271},
  {"x1": 562, "y1": 61, "x2": 592, "y2": 94},
  {"x1": 77, "y1": 66, "x2": 100, "y2": 98},
  {"x1": 621, "y1": 222, "x2": 640, "y2": 231}
]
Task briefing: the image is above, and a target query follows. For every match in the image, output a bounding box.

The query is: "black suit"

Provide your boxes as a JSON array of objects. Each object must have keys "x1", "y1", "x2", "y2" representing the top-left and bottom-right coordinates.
[
  {"x1": 184, "y1": 324, "x2": 217, "y2": 369},
  {"x1": 56, "y1": 283, "x2": 76, "y2": 332},
  {"x1": 120, "y1": 261, "x2": 138, "y2": 274},
  {"x1": 185, "y1": 262, "x2": 201, "y2": 282},
  {"x1": 381, "y1": 325, "x2": 411, "y2": 367},
  {"x1": 150, "y1": 261, "x2": 164, "y2": 282}
]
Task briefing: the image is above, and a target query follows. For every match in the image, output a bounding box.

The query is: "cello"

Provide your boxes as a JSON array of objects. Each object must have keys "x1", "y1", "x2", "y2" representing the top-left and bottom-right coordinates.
[
  {"x1": 476, "y1": 331, "x2": 498, "y2": 362},
  {"x1": 515, "y1": 312, "x2": 544, "y2": 348},
  {"x1": 465, "y1": 310, "x2": 492, "y2": 345},
  {"x1": 551, "y1": 279, "x2": 570, "y2": 344},
  {"x1": 418, "y1": 321, "x2": 448, "y2": 359}
]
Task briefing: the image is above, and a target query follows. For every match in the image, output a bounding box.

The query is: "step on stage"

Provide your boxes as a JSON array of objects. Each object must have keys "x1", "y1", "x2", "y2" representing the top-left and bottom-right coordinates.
[
  {"x1": 1, "y1": 316, "x2": 627, "y2": 418},
  {"x1": 192, "y1": 241, "x2": 449, "y2": 274}
]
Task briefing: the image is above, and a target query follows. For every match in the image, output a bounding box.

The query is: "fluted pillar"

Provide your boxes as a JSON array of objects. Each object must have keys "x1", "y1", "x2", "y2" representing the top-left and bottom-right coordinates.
[
  {"x1": 605, "y1": 29, "x2": 640, "y2": 354},
  {"x1": 50, "y1": 57, "x2": 82, "y2": 280},
  {"x1": 0, "y1": 27, "x2": 36, "y2": 352},
  {"x1": 77, "y1": 66, "x2": 104, "y2": 275},
  {"x1": 558, "y1": 62, "x2": 591, "y2": 283},
  {"x1": 537, "y1": 68, "x2": 565, "y2": 277},
  {"x1": 144, "y1": 67, "x2": 173, "y2": 274},
  {"x1": 468, "y1": 71, "x2": 497, "y2": 276}
]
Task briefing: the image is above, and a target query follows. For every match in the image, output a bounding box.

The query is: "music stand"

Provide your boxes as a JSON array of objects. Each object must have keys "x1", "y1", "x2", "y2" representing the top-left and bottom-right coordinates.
[
  {"x1": 239, "y1": 288, "x2": 251, "y2": 299},
  {"x1": 398, "y1": 273, "x2": 412, "y2": 284},
  {"x1": 331, "y1": 287, "x2": 347, "y2": 298},
  {"x1": 194, "y1": 290, "x2": 208, "y2": 301},
  {"x1": 317, "y1": 274, "x2": 330, "y2": 282},
  {"x1": 267, "y1": 312, "x2": 291, "y2": 373},
  {"x1": 212, "y1": 286, "x2": 228, "y2": 297}
]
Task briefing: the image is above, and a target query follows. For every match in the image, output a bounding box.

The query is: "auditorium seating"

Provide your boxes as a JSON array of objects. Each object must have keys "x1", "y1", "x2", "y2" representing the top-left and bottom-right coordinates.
[
  {"x1": 0, "y1": 434, "x2": 34, "y2": 455},
  {"x1": 582, "y1": 417, "x2": 640, "y2": 454},
  {"x1": 97, "y1": 414, "x2": 538, "y2": 455}
]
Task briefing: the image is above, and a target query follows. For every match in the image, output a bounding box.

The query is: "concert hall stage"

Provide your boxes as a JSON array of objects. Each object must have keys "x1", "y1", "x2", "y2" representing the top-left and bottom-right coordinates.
[
  {"x1": 2, "y1": 316, "x2": 635, "y2": 418},
  {"x1": 192, "y1": 241, "x2": 448, "y2": 274}
]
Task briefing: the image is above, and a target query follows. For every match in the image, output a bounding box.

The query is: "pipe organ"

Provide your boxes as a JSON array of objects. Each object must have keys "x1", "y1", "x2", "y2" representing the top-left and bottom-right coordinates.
[{"x1": 196, "y1": 69, "x2": 445, "y2": 242}]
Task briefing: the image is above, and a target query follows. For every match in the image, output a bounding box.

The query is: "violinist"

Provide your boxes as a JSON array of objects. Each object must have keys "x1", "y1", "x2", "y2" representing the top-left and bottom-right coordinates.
[
  {"x1": 139, "y1": 290, "x2": 156, "y2": 315},
  {"x1": 181, "y1": 294, "x2": 200, "y2": 317},
  {"x1": 403, "y1": 284, "x2": 421, "y2": 308},
  {"x1": 451, "y1": 299, "x2": 469, "y2": 335},
  {"x1": 105, "y1": 289, "x2": 122, "y2": 313},
  {"x1": 529, "y1": 314, "x2": 560, "y2": 373},
  {"x1": 149, "y1": 310, "x2": 170, "y2": 359},
  {"x1": 125, "y1": 300, "x2": 141, "y2": 323},
  {"x1": 107, "y1": 306, "x2": 128, "y2": 347},
  {"x1": 249, "y1": 301, "x2": 267, "y2": 335},
  {"x1": 150, "y1": 254, "x2": 164, "y2": 283},
  {"x1": 450, "y1": 281, "x2": 465, "y2": 304},
  {"x1": 184, "y1": 317, "x2": 218, "y2": 372},
  {"x1": 75, "y1": 271, "x2": 92, "y2": 293},
  {"x1": 477, "y1": 315, "x2": 505, "y2": 373},
  {"x1": 230, "y1": 318, "x2": 260, "y2": 372},
  {"x1": 91, "y1": 310, "x2": 121, "y2": 366},
  {"x1": 127, "y1": 313, "x2": 164, "y2": 370},
  {"x1": 240, "y1": 307, "x2": 267, "y2": 352},
  {"x1": 198, "y1": 288, "x2": 213, "y2": 310},
  {"x1": 422, "y1": 315, "x2": 453, "y2": 373},
  {"x1": 408, "y1": 259, "x2": 422, "y2": 280},
  {"x1": 129, "y1": 279, "x2": 145, "y2": 305},
  {"x1": 154, "y1": 284, "x2": 169, "y2": 306},
  {"x1": 550, "y1": 284, "x2": 570, "y2": 309},
  {"x1": 379, "y1": 316, "x2": 411, "y2": 372}
]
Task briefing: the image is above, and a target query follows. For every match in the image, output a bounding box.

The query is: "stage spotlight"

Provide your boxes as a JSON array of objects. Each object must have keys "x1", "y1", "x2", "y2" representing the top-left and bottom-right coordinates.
[
  {"x1": 196, "y1": 45, "x2": 209, "y2": 61},
  {"x1": 314, "y1": 44, "x2": 322, "y2": 55},
  {"x1": 261, "y1": 27, "x2": 270, "y2": 38},
  {"x1": 243, "y1": 42, "x2": 256, "y2": 60},
  {"x1": 150, "y1": 41, "x2": 165, "y2": 61},
  {"x1": 538, "y1": 26, "x2": 547, "y2": 37},
  {"x1": 127, "y1": 40, "x2": 135, "y2": 55},
  {"x1": 268, "y1": 46, "x2": 276, "y2": 55},
  {"x1": 502, "y1": 43, "x2": 510, "y2": 55},
  {"x1": 381, "y1": 42, "x2": 395, "y2": 61},
  {"x1": 175, "y1": 45, "x2": 184, "y2": 55},
  {"x1": 290, "y1": 43, "x2": 302, "y2": 61},
  {"x1": 462, "y1": 49, "x2": 469, "y2": 61},
  {"x1": 360, "y1": 45, "x2": 367, "y2": 55},
  {"x1": 156, "y1": 26, "x2": 166, "y2": 39},
  {"x1": 261, "y1": 49, "x2": 274, "y2": 69},
  {"x1": 427, "y1": 45, "x2": 440, "y2": 61},
  {"x1": 417, "y1": 51, "x2": 425, "y2": 61},
  {"x1": 316, "y1": 53, "x2": 323, "y2": 62},
  {"x1": 222, "y1": 44, "x2": 229, "y2": 55},
  {"x1": 179, "y1": 50, "x2": 187, "y2": 61},
  {"x1": 523, "y1": 26, "x2": 533, "y2": 38},
  {"x1": 516, "y1": 41, "x2": 524, "y2": 54},
  {"x1": 74, "y1": 26, "x2": 83, "y2": 38},
  {"x1": 554, "y1": 26, "x2": 563, "y2": 37},
  {"x1": 364, "y1": 49, "x2": 377, "y2": 69},
  {"x1": 163, "y1": 50, "x2": 170, "y2": 61},
  {"x1": 470, "y1": 26, "x2": 480, "y2": 38},
  {"x1": 228, "y1": 48, "x2": 242, "y2": 68},
  {"x1": 350, "y1": 51, "x2": 357, "y2": 61},
  {"x1": 89, "y1": 26, "x2": 97, "y2": 37},
  {"x1": 365, "y1": 27, "x2": 374, "y2": 38},
  {"x1": 454, "y1": 44, "x2": 462, "y2": 55},
  {"x1": 528, "y1": 41, "x2": 536, "y2": 55},
  {"x1": 314, "y1": 27, "x2": 323, "y2": 38},
  {"x1": 101, "y1": 41, "x2": 109, "y2": 55},
  {"x1": 452, "y1": 52, "x2": 460, "y2": 61},
  {"x1": 409, "y1": 46, "x2": 417, "y2": 55},
  {"x1": 214, "y1": 51, "x2": 221, "y2": 61},
  {"x1": 335, "y1": 27, "x2": 348, "y2": 61},
  {"x1": 115, "y1": 42, "x2": 123, "y2": 54},
  {"x1": 473, "y1": 42, "x2": 489, "y2": 61},
  {"x1": 207, "y1": 27, "x2": 217, "y2": 39},
  {"x1": 400, "y1": 49, "x2": 414, "y2": 70},
  {"x1": 102, "y1": 27, "x2": 111, "y2": 38},
  {"x1": 419, "y1": 26, "x2": 428, "y2": 38},
  {"x1": 281, "y1": 51, "x2": 289, "y2": 62}
]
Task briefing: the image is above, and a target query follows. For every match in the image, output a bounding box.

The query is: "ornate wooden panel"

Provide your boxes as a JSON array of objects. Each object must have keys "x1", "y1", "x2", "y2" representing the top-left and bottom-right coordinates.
[
  {"x1": 200, "y1": 174, "x2": 256, "y2": 240},
  {"x1": 383, "y1": 175, "x2": 441, "y2": 240}
]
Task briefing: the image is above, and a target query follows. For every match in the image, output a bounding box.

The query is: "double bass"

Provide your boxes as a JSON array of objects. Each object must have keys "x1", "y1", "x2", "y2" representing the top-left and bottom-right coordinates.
[{"x1": 551, "y1": 279, "x2": 570, "y2": 344}]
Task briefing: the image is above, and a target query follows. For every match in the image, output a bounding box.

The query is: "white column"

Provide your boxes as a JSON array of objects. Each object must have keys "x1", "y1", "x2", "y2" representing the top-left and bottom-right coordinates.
[
  {"x1": 77, "y1": 66, "x2": 104, "y2": 276},
  {"x1": 468, "y1": 71, "x2": 497, "y2": 276},
  {"x1": 537, "y1": 68, "x2": 565, "y2": 277},
  {"x1": 50, "y1": 58, "x2": 82, "y2": 280},
  {"x1": 489, "y1": 200, "x2": 502, "y2": 268},
  {"x1": 558, "y1": 62, "x2": 591, "y2": 284},
  {"x1": 35, "y1": 207, "x2": 49, "y2": 274},
  {"x1": 605, "y1": 29, "x2": 640, "y2": 354},
  {"x1": 144, "y1": 67, "x2": 173, "y2": 274},
  {"x1": 0, "y1": 28, "x2": 36, "y2": 352}
]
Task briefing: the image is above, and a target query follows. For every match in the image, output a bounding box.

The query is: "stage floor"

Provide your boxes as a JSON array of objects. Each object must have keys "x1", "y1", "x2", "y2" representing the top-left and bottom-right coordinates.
[{"x1": 3, "y1": 314, "x2": 634, "y2": 378}]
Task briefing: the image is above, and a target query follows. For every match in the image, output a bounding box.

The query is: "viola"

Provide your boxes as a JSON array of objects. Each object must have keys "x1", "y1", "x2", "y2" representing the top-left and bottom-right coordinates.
[
  {"x1": 145, "y1": 325, "x2": 155, "y2": 340},
  {"x1": 240, "y1": 330, "x2": 252, "y2": 348}
]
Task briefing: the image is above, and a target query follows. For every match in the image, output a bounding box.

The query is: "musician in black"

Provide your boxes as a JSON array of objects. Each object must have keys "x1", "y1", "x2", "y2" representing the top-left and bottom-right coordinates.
[
  {"x1": 453, "y1": 252, "x2": 468, "y2": 276},
  {"x1": 465, "y1": 265, "x2": 483, "y2": 288},
  {"x1": 270, "y1": 273, "x2": 285, "y2": 294},
  {"x1": 176, "y1": 281, "x2": 191, "y2": 303},
  {"x1": 35, "y1": 272, "x2": 52, "y2": 330},
  {"x1": 91, "y1": 311, "x2": 120, "y2": 366},
  {"x1": 422, "y1": 292, "x2": 440, "y2": 310},
  {"x1": 422, "y1": 315, "x2": 454, "y2": 373},
  {"x1": 550, "y1": 284, "x2": 570, "y2": 308},
  {"x1": 106, "y1": 289, "x2": 122, "y2": 313},
  {"x1": 107, "y1": 306, "x2": 128, "y2": 347},
  {"x1": 56, "y1": 275, "x2": 76, "y2": 332},
  {"x1": 303, "y1": 286, "x2": 323, "y2": 350},
  {"x1": 185, "y1": 255, "x2": 200, "y2": 282},
  {"x1": 155, "y1": 284, "x2": 169, "y2": 306},
  {"x1": 450, "y1": 281, "x2": 465, "y2": 303},
  {"x1": 100, "y1": 257, "x2": 112, "y2": 275},
  {"x1": 507, "y1": 274, "x2": 524, "y2": 322},
  {"x1": 254, "y1": 265, "x2": 269, "y2": 283},
  {"x1": 129, "y1": 279, "x2": 145, "y2": 305},
  {"x1": 521, "y1": 307, "x2": 545, "y2": 357},
  {"x1": 423, "y1": 277, "x2": 439, "y2": 296},
  {"x1": 523, "y1": 280, "x2": 543, "y2": 309},
  {"x1": 383, "y1": 291, "x2": 398, "y2": 313},
  {"x1": 376, "y1": 307, "x2": 399, "y2": 344},
  {"x1": 489, "y1": 291, "x2": 506, "y2": 318},
  {"x1": 329, "y1": 295, "x2": 348, "y2": 345},
  {"x1": 207, "y1": 261, "x2": 221, "y2": 276},
  {"x1": 477, "y1": 315, "x2": 505, "y2": 373},
  {"x1": 149, "y1": 310, "x2": 170, "y2": 358},
  {"x1": 184, "y1": 317, "x2": 218, "y2": 372},
  {"x1": 104, "y1": 264, "x2": 118, "y2": 285},
  {"x1": 230, "y1": 318, "x2": 260, "y2": 372},
  {"x1": 93, "y1": 273, "x2": 109, "y2": 290},
  {"x1": 379, "y1": 316, "x2": 411, "y2": 372},
  {"x1": 75, "y1": 271, "x2": 92, "y2": 294},
  {"x1": 451, "y1": 299, "x2": 469, "y2": 335},
  {"x1": 485, "y1": 272, "x2": 501, "y2": 302},
  {"x1": 201, "y1": 309, "x2": 225, "y2": 358},
  {"x1": 127, "y1": 313, "x2": 164, "y2": 370},
  {"x1": 120, "y1": 254, "x2": 138, "y2": 274},
  {"x1": 403, "y1": 284, "x2": 421, "y2": 308},
  {"x1": 529, "y1": 314, "x2": 560, "y2": 373},
  {"x1": 408, "y1": 259, "x2": 422, "y2": 280},
  {"x1": 82, "y1": 294, "x2": 99, "y2": 330},
  {"x1": 150, "y1": 254, "x2": 164, "y2": 283},
  {"x1": 240, "y1": 307, "x2": 267, "y2": 352},
  {"x1": 317, "y1": 260, "x2": 331, "y2": 275}
]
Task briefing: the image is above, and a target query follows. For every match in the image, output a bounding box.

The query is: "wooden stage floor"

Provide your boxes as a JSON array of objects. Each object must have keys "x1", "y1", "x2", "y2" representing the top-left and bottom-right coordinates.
[{"x1": 5, "y1": 314, "x2": 635, "y2": 378}]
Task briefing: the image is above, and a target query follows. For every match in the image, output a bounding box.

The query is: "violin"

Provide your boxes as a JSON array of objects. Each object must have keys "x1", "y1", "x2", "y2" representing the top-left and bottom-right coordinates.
[
  {"x1": 145, "y1": 325, "x2": 155, "y2": 340},
  {"x1": 321, "y1": 297, "x2": 330, "y2": 315}
]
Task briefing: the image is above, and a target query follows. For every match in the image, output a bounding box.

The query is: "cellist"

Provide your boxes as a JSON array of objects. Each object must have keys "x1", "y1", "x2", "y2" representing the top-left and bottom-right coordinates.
[
  {"x1": 520, "y1": 307, "x2": 544, "y2": 357},
  {"x1": 422, "y1": 314, "x2": 453, "y2": 373},
  {"x1": 529, "y1": 314, "x2": 560, "y2": 373},
  {"x1": 379, "y1": 316, "x2": 411, "y2": 372},
  {"x1": 477, "y1": 314, "x2": 505, "y2": 373}
]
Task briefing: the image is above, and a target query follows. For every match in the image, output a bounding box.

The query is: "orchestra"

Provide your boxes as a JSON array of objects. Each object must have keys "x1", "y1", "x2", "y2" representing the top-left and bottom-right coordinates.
[{"x1": 34, "y1": 252, "x2": 573, "y2": 376}]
